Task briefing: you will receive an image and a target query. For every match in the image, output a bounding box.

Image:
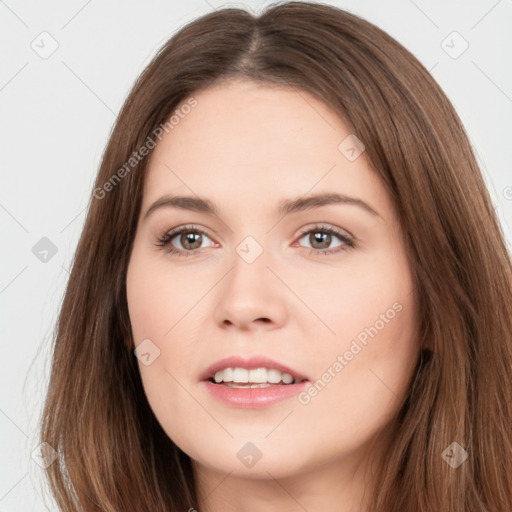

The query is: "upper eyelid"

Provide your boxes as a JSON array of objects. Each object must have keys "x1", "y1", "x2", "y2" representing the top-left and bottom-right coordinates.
[
  {"x1": 297, "y1": 223, "x2": 353, "y2": 238},
  {"x1": 163, "y1": 223, "x2": 349, "y2": 236}
]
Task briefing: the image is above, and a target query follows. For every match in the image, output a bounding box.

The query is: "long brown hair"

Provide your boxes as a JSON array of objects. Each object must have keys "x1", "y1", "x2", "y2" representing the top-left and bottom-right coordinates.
[{"x1": 39, "y1": 2, "x2": 512, "y2": 510}]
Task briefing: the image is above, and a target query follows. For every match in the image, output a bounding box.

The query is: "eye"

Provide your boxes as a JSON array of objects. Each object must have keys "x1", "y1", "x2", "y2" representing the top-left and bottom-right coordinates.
[
  {"x1": 295, "y1": 224, "x2": 355, "y2": 255},
  {"x1": 155, "y1": 223, "x2": 355, "y2": 258},
  {"x1": 155, "y1": 224, "x2": 216, "y2": 257}
]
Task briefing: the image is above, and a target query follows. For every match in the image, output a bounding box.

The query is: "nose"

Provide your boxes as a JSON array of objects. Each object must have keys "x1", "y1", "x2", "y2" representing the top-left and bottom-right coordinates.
[{"x1": 213, "y1": 248, "x2": 288, "y2": 331}]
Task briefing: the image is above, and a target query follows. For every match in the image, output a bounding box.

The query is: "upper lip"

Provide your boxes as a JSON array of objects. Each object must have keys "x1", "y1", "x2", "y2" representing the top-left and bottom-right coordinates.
[{"x1": 200, "y1": 355, "x2": 310, "y2": 382}]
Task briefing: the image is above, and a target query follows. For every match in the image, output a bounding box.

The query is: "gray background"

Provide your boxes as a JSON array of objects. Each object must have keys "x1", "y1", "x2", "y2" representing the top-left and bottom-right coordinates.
[{"x1": 1, "y1": 0, "x2": 511, "y2": 510}]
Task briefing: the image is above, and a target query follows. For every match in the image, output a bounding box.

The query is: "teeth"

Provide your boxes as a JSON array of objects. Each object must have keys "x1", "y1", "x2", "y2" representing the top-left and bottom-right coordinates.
[
  {"x1": 249, "y1": 367, "x2": 267, "y2": 383},
  {"x1": 267, "y1": 368, "x2": 283, "y2": 383},
  {"x1": 281, "y1": 372, "x2": 294, "y2": 384},
  {"x1": 213, "y1": 367, "x2": 298, "y2": 385},
  {"x1": 222, "y1": 367, "x2": 234, "y2": 382},
  {"x1": 233, "y1": 368, "x2": 248, "y2": 383}
]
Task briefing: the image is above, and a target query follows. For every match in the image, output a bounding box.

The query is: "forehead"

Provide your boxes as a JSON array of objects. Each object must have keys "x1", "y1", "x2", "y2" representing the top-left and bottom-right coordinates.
[{"x1": 142, "y1": 80, "x2": 392, "y2": 222}]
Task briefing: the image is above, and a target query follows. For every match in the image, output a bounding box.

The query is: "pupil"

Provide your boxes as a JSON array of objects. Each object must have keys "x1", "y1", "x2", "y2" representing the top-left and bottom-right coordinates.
[
  {"x1": 182, "y1": 231, "x2": 201, "y2": 249},
  {"x1": 311, "y1": 232, "x2": 330, "y2": 249}
]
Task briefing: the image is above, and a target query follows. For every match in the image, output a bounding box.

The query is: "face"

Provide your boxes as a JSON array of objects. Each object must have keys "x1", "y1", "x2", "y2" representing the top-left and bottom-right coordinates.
[{"x1": 126, "y1": 79, "x2": 419, "y2": 484}]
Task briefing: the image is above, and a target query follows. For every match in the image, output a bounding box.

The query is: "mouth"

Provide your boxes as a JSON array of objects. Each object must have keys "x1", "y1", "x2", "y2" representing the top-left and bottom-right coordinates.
[
  {"x1": 199, "y1": 356, "x2": 310, "y2": 407},
  {"x1": 206, "y1": 367, "x2": 308, "y2": 388},
  {"x1": 200, "y1": 355, "x2": 310, "y2": 386}
]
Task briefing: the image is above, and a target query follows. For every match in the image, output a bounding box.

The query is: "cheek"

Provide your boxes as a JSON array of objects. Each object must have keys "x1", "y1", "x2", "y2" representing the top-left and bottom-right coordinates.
[
  {"x1": 126, "y1": 249, "x2": 180, "y2": 340},
  {"x1": 126, "y1": 249, "x2": 203, "y2": 425},
  {"x1": 301, "y1": 246, "x2": 418, "y2": 415},
  {"x1": 305, "y1": 248, "x2": 412, "y2": 343},
  {"x1": 295, "y1": 297, "x2": 418, "y2": 455},
  {"x1": 137, "y1": 358, "x2": 205, "y2": 458}
]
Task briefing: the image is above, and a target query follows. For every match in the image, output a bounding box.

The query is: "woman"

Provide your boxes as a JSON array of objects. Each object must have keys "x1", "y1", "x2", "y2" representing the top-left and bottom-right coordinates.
[{"x1": 40, "y1": 2, "x2": 512, "y2": 511}]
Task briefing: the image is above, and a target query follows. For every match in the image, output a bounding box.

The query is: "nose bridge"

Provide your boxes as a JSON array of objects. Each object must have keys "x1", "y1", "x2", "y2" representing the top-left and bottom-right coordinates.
[
  {"x1": 213, "y1": 233, "x2": 287, "y2": 328},
  {"x1": 228, "y1": 233, "x2": 272, "y2": 293},
  {"x1": 235, "y1": 234, "x2": 267, "y2": 267}
]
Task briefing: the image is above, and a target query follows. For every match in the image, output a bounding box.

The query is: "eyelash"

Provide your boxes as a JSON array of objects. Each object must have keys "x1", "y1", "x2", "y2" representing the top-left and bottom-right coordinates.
[{"x1": 155, "y1": 223, "x2": 355, "y2": 258}]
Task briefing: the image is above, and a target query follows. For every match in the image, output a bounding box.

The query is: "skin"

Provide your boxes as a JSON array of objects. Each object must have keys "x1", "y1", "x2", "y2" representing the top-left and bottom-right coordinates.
[{"x1": 126, "y1": 79, "x2": 420, "y2": 512}]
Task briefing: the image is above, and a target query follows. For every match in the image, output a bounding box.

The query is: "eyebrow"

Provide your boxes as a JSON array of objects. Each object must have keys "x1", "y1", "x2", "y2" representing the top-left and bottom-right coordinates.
[{"x1": 143, "y1": 192, "x2": 381, "y2": 220}]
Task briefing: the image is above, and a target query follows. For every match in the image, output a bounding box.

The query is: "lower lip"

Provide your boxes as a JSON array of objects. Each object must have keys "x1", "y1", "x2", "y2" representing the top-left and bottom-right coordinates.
[{"x1": 202, "y1": 380, "x2": 309, "y2": 408}]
